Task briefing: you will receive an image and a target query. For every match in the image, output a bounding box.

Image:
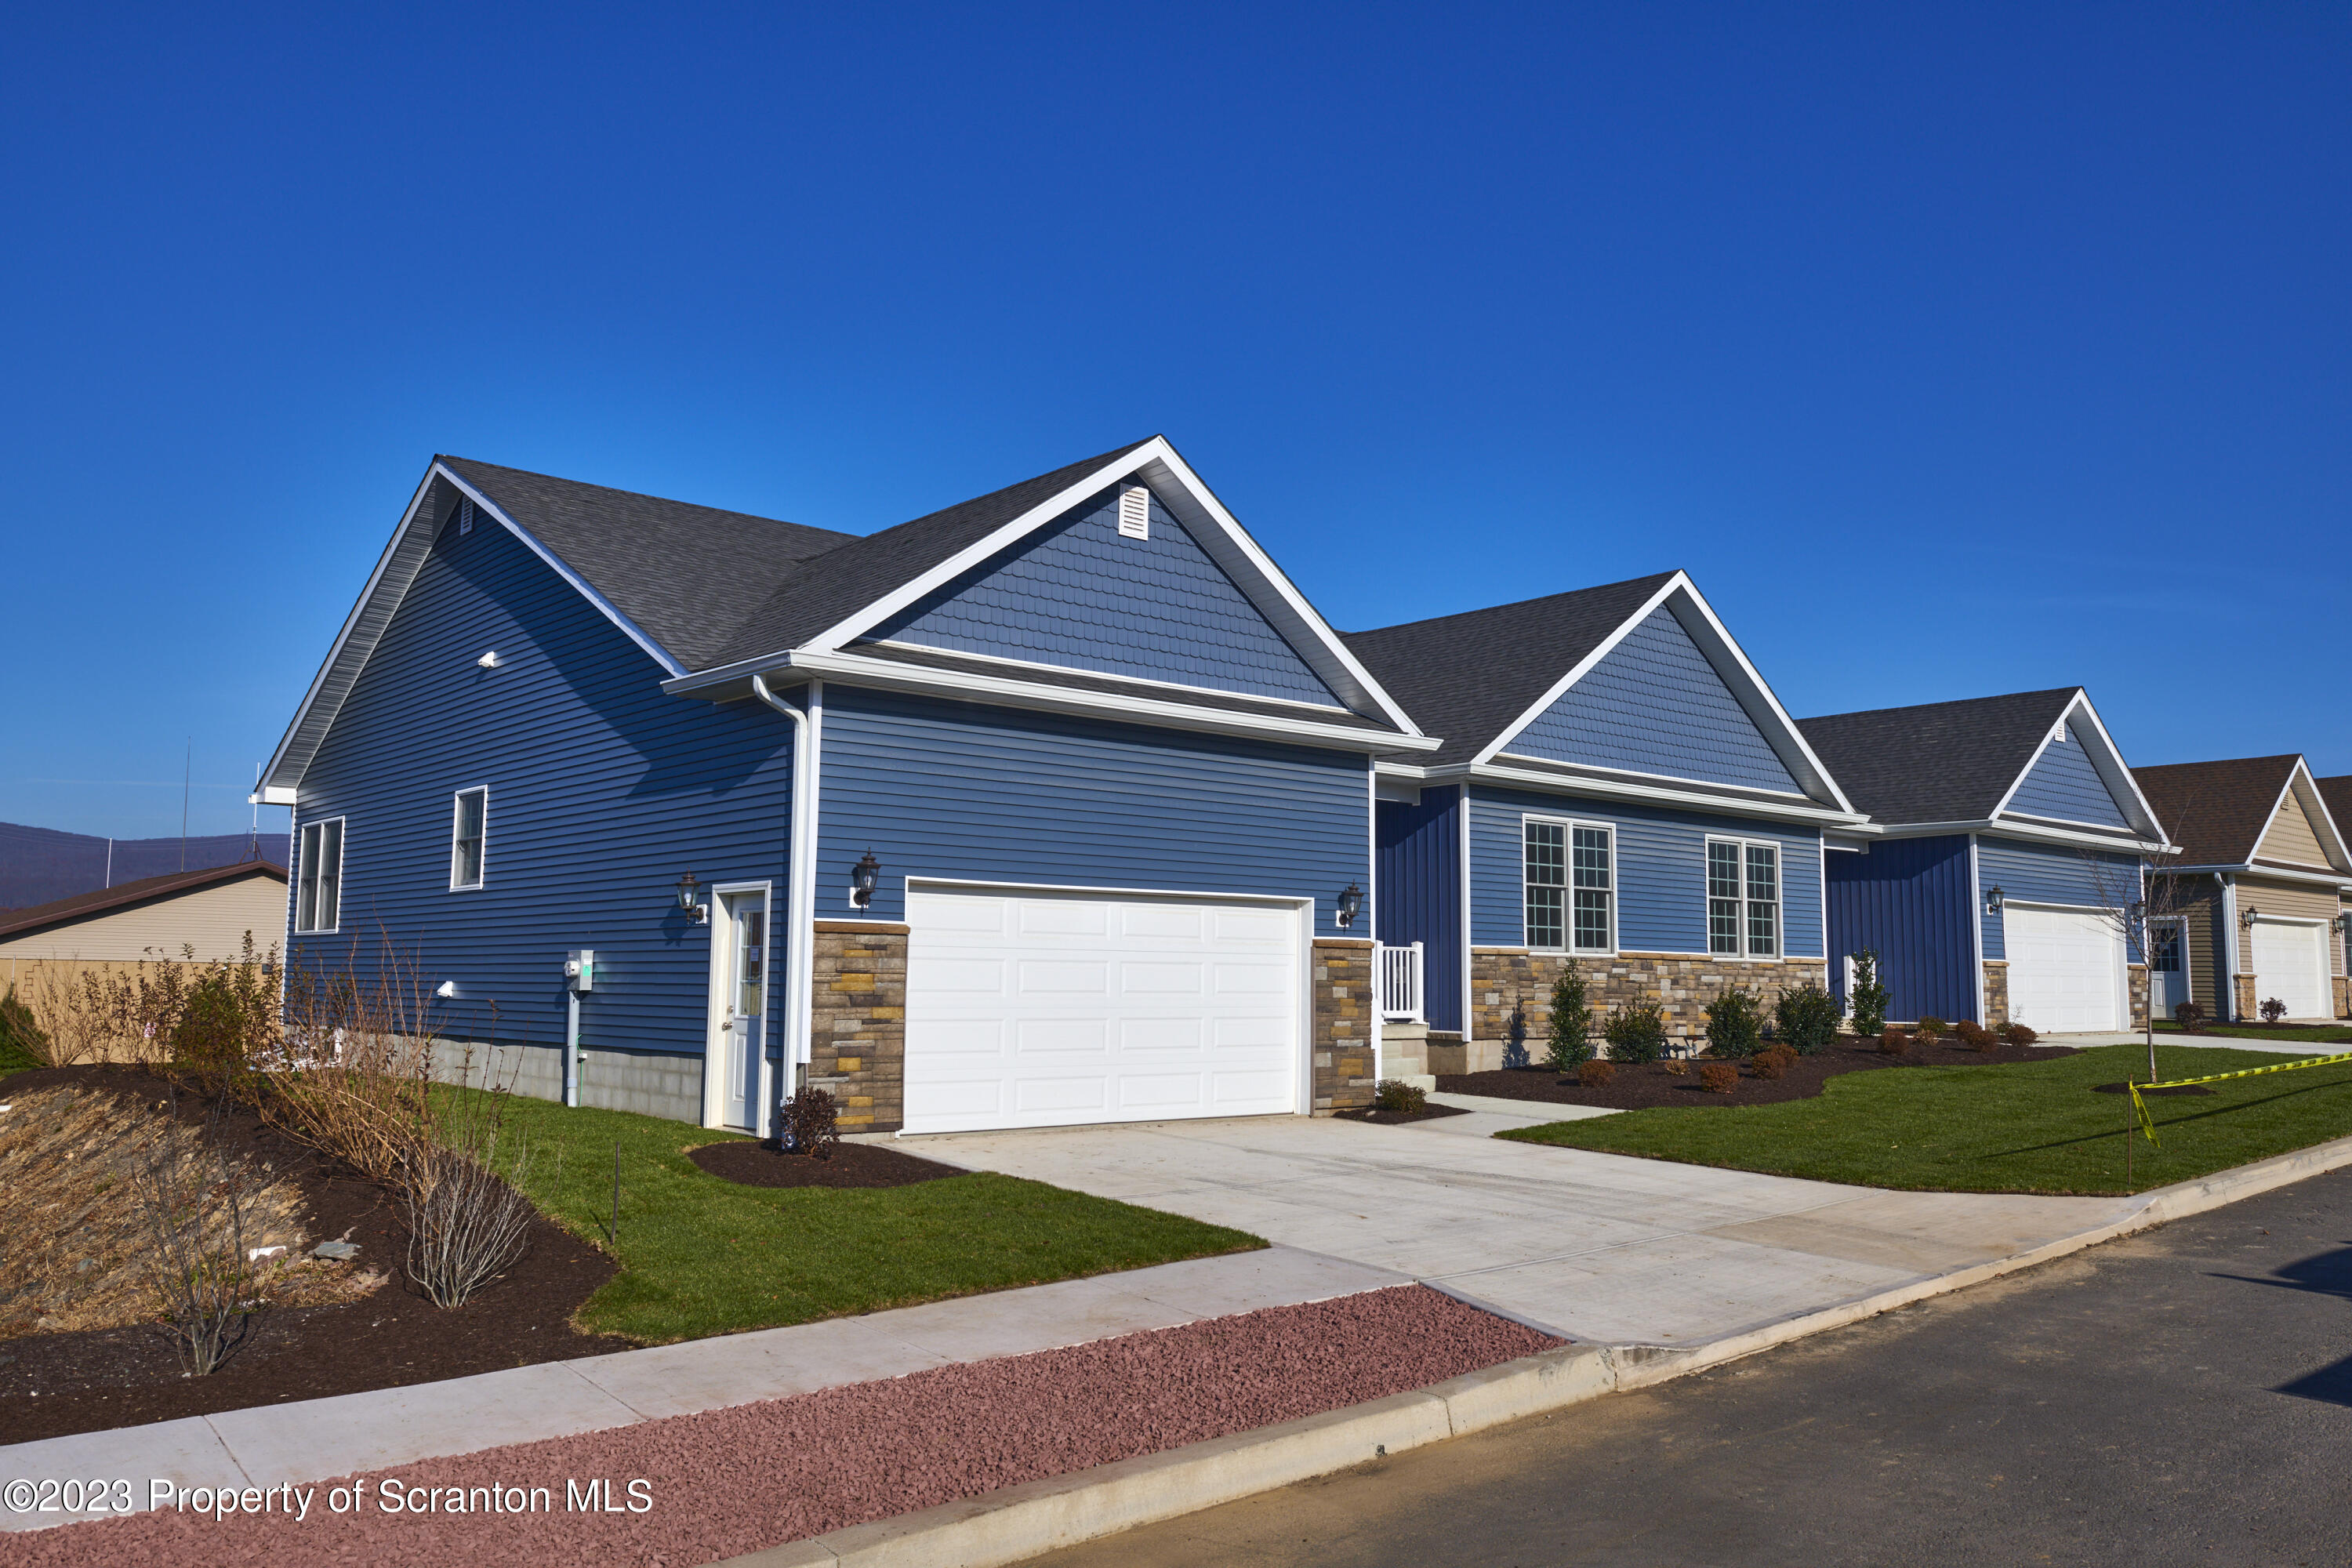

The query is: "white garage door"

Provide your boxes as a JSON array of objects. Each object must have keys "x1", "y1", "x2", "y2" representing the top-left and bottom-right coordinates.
[
  {"x1": 2005, "y1": 906, "x2": 2122, "y2": 1033},
  {"x1": 903, "y1": 887, "x2": 1303, "y2": 1135},
  {"x1": 2249, "y1": 920, "x2": 2329, "y2": 1020}
]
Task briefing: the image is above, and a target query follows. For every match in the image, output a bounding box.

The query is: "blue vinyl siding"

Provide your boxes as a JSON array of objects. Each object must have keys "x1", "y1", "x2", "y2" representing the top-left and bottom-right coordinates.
[
  {"x1": 2005, "y1": 726, "x2": 2132, "y2": 828},
  {"x1": 1465, "y1": 786, "x2": 1823, "y2": 957},
  {"x1": 1503, "y1": 606, "x2": 1802, "y2": 794},
  {"x1": 289, "y1": 512, "x2": 794, "y2": 1066},
  {"x1": 1978, "y1": 836, "x2": 2143, "y2": 961},
  {"x1": 869, "y1": 487, "x2": 1340, "y2": 706},
  {"x1": 815, "y1": 688, "x2": 1368, "y2": 933},
  {"x1": 1823, "y1": 836, "x2": 1977, "y2": 1024},
  {"x1": 1376, "y1": 787, "x2": 1464, "y2": 1033}
]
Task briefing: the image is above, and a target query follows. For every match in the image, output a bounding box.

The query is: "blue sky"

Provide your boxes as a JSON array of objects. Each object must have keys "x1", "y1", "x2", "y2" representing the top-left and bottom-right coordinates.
[{"x1": 2, "y1": 2, "x2": 2344, "y2": 838}]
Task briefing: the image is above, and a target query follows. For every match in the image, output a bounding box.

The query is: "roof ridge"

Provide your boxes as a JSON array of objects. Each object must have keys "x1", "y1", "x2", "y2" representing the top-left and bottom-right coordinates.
[
  {"x1": 1345, "y1": 571, "x2": 1680, "y2": 641},
  {"x1": 437, "y1": 454, "x2": 853, "y2": 541},
  {"x1": 0, "y1": 860, "x2": 285, "y2": 939},
  {"x1": 1798, "y1": 686, "x2": 2081, "y2": 725}
]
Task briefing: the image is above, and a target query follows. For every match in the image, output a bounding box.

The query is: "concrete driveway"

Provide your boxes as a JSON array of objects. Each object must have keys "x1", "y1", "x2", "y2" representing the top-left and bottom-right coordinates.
[{"x1": 913, "y1": 1114, "x2": 2137, "y2": 1346}]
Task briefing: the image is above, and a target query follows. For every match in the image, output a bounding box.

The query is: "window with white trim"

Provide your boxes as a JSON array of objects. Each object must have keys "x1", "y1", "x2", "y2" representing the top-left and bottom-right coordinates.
[
  {"x1": 1707, "y1": 838, "x2": 1779, "y2": 956},
  {"x1": 1526, "y1": 818, "x2": 1613, "y2": 952},
  {"x1": 449, "y1": 788, "x2": 488, "y2": 891},
  {"x1": 296, "y1": 818, "x2": 344, "y2": 934}
]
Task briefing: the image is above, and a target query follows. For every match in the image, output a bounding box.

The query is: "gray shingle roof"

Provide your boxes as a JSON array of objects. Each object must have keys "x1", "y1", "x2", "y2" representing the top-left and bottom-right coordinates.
[
  {"x1": 1795, "y1": 689, "x2": 2080, "y2": 826},
  {"x1": 1340, "y1": 574, "x2": 1678, "y2": 768},
  {"x1": 439, "y1": 456, "x2": 860, "y2": 672},
  {"x1": 706, "y1": 440, "x2": 1158, "y2": 670}
]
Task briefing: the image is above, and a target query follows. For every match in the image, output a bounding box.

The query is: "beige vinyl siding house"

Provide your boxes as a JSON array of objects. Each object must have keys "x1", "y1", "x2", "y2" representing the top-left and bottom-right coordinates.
[{"x1": 0, "y1": 862, "x2": 288, "y2": 994}]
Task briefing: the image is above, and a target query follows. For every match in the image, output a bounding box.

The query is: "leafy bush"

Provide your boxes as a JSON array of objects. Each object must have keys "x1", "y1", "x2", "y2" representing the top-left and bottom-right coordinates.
[
  {"x1": 1955, "y1": 1021, "x2": 1998, "y2": 1053},
  {"x1": 171, "y1": 974, "x2": 257, "y2": 1091},
  {"x1": 1577, "y1": 1059, "x2": 1614, "y2": 1087},
  {"x1": 0, "y1": 986, "x2": 48, "y2": 1073},
  {"x1": 1697, "y1": 1062, "x2": 1739, "y2": 1094},
  {"x1": 1374, "y1": 1078, "x2": 1428, "y2": 1115},
  {"x1": 782, "y1": 1087, "x2": 840, "y2": 1159},
  {"x1": 2003, "y1": 1022, "x2": 2038, "y2": 1046},
  {"x1": 1759, "y1": 1043, "x2": 1798, "y2": 1071},
  {"x1": 1878, "y1": 1029, "x2": 1909, "y2": 1057},
  {"x1": 1603, "y1": 1004, "x2": 1668, "y2": 1064},
  {"x1": 1774, "y1": 984, "x2": 1842, "y2": 1056},
  {"x1": 1704, "y1": 986, "x2": 1765, "y2": 1058},
  {"x1": 1915, "y1": 1016, "x2": 1948, "y2": 1041},
  {"x1": 1751, "y1": 1051, "x2": 1787, "y2": 1080},
  {"x1": 1847, "y1": 949, "x2": 1890, "y2": 1039},
  {"x1": 1541, "y1": 967, "x2": 1593, "y2": 1071},
  {"x1": 2259, "y1": 996, "x2": 2289, "y2": 1024},
  {"x1": 2172, "y1": 1001, "x2": 2208, "y2": 1035}
]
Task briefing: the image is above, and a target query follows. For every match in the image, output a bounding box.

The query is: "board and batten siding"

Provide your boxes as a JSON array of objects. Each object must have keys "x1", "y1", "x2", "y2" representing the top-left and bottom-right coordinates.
[
  {"x1": 1976, "y1": 837, "x2": 2142, "y2": 962},
  {"x1": 1499, "y1": 606, "x2": 1802, "y2": 795},
  {"x1": 1822, "y1": 836, "x2": 1976, "y2": 1025},
  {"x1": 2005, "y1": 726, "x2": 2131, "y2": 828},
  {"x1": 869, "y1": 487, "x2": 1341, "y2": 706},
  {"x1": 1375, "y1": 786, "x2": 1464, "y2": 1033},
  {"x1": 0, "y1": 873, "x2": 288, "y2": 964},
  {"x1": 1465, "y1": 785, "x2": 1824, "y2": 957},
  {"x1": 289, "y1": 507, "x2": 796, "y2": 1065},
  {"x1": 815, "y1": 688, "x2": 1370, "y2": 932}
]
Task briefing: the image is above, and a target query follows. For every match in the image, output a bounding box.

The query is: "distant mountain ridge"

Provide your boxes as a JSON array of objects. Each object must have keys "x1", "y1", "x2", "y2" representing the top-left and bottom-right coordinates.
[{"x1": 0, "y1": 821, "x2": 290, "y2": 911}]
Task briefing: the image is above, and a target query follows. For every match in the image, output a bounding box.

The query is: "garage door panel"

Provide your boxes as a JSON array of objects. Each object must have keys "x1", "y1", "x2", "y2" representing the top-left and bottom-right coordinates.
[
  {"x1": 2250, "y1": 922, "x2": 2328, "y2": 1018},
  {"x1": 2005, "y1": 907, "x2": 2122, "y2": 1033},
  {"x1": 906, "y1": 888, "x2": 1301, "y2": 1134}
]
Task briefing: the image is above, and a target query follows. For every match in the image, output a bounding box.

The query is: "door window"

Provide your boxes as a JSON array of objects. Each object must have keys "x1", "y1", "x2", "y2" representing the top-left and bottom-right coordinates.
[{"x1": 736, "y1": 908, "x2": 766, "y2": 1018}]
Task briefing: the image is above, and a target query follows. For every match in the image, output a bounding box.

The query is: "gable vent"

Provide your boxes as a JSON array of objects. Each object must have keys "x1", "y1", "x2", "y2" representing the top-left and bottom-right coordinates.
[
  {"x1": 2051, "y1": 721, "x2": 2069, "y2": 745},
  {"x1": 458, "y1": 497, "x2": 476, "y2": 536},
  {"x1": 1116, "y1": 485, "x2": 1150, "y2": 540}
]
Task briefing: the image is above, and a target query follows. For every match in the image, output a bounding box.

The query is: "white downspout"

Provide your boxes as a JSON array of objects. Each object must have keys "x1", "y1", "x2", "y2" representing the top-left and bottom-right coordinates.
[
  {"x1": 2220, "y1": 873, "x2": 2240, "y2": 1022},
  {"x1": 753, "y1": 673, "x2": 822, "y2": 1138},
  {"x1": 1367, "y1": 762, "x2": 1381, "y2": 1084}
]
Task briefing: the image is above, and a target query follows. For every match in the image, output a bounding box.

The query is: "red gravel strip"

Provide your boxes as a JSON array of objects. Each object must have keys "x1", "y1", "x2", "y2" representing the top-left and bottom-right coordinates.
[{"x1": 15, "y1": 1286, "x2": 1559, "y2": 1567}]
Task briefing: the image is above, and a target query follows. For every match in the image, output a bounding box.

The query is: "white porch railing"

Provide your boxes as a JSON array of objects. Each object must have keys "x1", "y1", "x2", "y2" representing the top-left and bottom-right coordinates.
[{"x1": 1377, "y1": 942, "x2": 1425, "y2": 1023}]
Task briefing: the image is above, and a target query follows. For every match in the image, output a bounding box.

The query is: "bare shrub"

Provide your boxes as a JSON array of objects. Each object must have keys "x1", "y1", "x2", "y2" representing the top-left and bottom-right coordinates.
[
  {"x1": 17, "y1": 935, "x2": 281, "y2": 1073},
  {"x1": 781, "y1": 1087, "x2": 841, "y2": 1159},
  {"x1": 2172, "y1": 1001, "x2": 2208, "y2": 1036},
  {"x1": 260, "y1": 940, "x2": 443, "y2": 1188},
  {"x1": 2259, "y1": 996, "x2": 2289, "y2": 1024},
  {"x1": 133, "y1": 1101, "x2": 266, "y2": 1374},
  {"x1": 1577, "y1": 1059, "x2": 1614, "y2": 1088},
  {"x1": 406, "y1": 1138, "x2": 535, "y2": 1309},
  {"x1": 1697, "y1": 1062, "x2": 1739, "y2": 1094}
]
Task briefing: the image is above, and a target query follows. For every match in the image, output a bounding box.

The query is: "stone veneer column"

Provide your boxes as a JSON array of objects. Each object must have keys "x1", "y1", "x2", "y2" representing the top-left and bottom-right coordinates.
[
  {"x1": 2127, "y1": 963, "x2": 2150, "y2": 1032},
  {"x1": 1980, "y1": 960, "x2": 2009, "y2": 1029},
  {"x1": 1312, "y1": 937, "x2": 1375, "y2": 1112},
  {"x1": 2334, "y1": 975, "x2": 2350, "y2": 1020},
  {"x1": 2232, "y1": 973, "x2": 2259, "y2": 1022},
  {"x1": 1468, "y1": 949, "x2": 1833, "y2": 1056},
  {"x1": 807, "y1": 920, "x2": 907, "y2": 1133}
]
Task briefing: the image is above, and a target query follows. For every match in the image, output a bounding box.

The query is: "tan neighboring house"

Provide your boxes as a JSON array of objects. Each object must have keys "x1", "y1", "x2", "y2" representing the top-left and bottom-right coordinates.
[
  {"x1": 2133, "y1": 757, "x2": 2350, "y2": 1022},
  {"x1": 2320, "y1": 775, "x2": 2352, "y2": 1012},
  {"x1": 0, "y1": 861, "x2": 289, "y2": 996}
]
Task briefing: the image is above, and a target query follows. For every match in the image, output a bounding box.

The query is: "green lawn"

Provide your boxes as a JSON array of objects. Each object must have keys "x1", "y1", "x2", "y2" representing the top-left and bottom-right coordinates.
[
  {"x1": 2151, "y1": 1021, "x2": 2352, "y2": 1044},
  {"x1": 1498, "y1": 1044, "x2": 2352, "y2": 1195},
  {"x1": 477, "y1": 1092, "x2": 1264, "y2": 1344}
]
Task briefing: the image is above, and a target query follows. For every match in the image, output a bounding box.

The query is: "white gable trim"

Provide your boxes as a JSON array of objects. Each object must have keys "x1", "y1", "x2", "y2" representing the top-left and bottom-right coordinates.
[
  {"x1": 2249, "y1": 757, "x2": 2352, "y2": 875},
  {"x1": 1471, "y1": 573, "x2": 1857, "y2": 814},
  {"x1": 794, "y1": 437, "x2": 1426, "y2": 738},
  {"x1": 1986, "y1": 691, "x2": 2166, "y2": 842},
  {"x1": 259, "y1": 459, "x2": 686, "y2": 797}
]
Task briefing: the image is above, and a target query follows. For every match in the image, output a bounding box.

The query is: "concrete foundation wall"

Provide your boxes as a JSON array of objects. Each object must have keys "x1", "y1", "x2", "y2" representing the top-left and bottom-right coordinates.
[{"x1": 437, "y1": 1038, "x2": 703, "y2": 1124}]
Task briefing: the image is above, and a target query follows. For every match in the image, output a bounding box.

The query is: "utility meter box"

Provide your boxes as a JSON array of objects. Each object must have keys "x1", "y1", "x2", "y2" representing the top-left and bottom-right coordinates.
[{"x1": 564, "y1": 949, "x2": 596, "y2": 992}]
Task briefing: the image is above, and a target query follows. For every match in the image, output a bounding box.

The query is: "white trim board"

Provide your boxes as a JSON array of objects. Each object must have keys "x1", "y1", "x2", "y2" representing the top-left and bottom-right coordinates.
[{"x1": 1986, "y1": 690, "x2": 2168, "y2": 844}]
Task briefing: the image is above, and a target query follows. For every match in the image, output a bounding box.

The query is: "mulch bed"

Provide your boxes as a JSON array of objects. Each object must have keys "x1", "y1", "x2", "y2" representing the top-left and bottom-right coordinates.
[
  {"x1": 1441, "y1": 1036, "x2": 2082, "y2": 1111},
  {"x1": 1333, "y1": 1103, "x2": 1472, "y2": 1126},
  {"x1": 0, "y1": 1065, "x2": 628, "y2": 1446},
  {"x1": 687, "y1": 1138, "x2": 966, "y2": 1189}
]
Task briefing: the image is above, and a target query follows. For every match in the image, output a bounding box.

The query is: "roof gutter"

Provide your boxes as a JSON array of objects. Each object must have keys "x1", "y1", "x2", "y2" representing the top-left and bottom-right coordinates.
[
  {"x1": 1864, "y1": 817, "x2": 2175, "y2": 855},
  {"x1": 2161, "y1": 862, "x2": 2352, "y2": 891},
  {"x1": 1461, "y1": 762, "x2": 1869, "y2": 829}
]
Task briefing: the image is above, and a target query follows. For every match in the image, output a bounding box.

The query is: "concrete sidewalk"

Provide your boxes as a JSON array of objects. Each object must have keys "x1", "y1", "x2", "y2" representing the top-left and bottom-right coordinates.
[{"x1": 0, "y1": 1245, "x2": 1400, "y2": 1534}]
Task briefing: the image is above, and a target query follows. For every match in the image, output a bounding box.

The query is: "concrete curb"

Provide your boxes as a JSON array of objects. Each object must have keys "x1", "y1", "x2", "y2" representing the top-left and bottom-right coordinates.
[{"x1": 707, "y1": 1131, "x2": 2352, "y2": 1568}]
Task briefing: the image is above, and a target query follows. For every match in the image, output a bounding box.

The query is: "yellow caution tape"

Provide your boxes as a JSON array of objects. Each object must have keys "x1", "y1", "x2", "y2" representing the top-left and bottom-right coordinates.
[{"x1": 2126, "y1": 1049, "x2": 2352, "y2": 1146}]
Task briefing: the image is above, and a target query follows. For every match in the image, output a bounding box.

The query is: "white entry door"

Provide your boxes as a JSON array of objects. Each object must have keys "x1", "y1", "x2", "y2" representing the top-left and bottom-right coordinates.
[
  {"x1": 2147, "y1": 919, "x2": 2190, "y2": 1020},
  {"x1": 903, "y1": 887, "x2": 1303, "y2": 1135},
  {"x1": 717, "y1": 891, "x2": 768, "y2": 1132},
  {"x1": 2005, "y1": 906, "x2": 2123, "y2": 1033},
  {"x1": 2248, "y1": 919, "x2": 2328, "y2": 1020}
]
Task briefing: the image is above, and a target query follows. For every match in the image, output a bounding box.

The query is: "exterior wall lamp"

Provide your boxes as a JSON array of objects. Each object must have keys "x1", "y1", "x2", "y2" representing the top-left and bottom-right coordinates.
[
  {"x1": 850, "y1": 850, "x2": 881, "y2": 910},
  {"x1": 2126, "y1": 898, "x2": 2146, "y2": 922},
  {"x1": 1984, "y1": 884, "x2": 2005, "y2": 915},
  {"x1": 1336, "y1": 880, "x2": 1364, "y2": 930},
  {"x1": 2332, "y1": 916, "x2": 2345, "y2": 935},
  {"x1": 676, "y1": 870, "x2": 706, "y2": 923},
  {"x1": 2241, "y1": 905, "x2": 2259, "y2": 928}
]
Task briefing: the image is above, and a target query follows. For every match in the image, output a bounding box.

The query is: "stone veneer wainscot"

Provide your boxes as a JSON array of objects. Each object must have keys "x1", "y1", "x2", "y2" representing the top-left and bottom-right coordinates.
[{"x1": 1471, "y1": 949, "x2": 1829, "y2": 1055}]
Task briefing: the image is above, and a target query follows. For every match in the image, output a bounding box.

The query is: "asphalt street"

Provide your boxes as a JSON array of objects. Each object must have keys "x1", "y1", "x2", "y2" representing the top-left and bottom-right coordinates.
[{"x1": 1026, "y1": 1168, "x2": 2352, "y2": 1568}]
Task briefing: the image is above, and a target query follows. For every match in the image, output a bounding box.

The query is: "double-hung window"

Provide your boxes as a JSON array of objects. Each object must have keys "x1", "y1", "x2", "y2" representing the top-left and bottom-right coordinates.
[
  {"x1": 450, "y1": 788, "x2": 488, "y2": 891},
  {"x1": 1707, "y1": 839, "x2": 1780, "y2": 956},
  {"x1": 296, "y1": 818, "x2": 344, "y2": 934},
  {"x1": 1525, "y1": 818, "x2": 1613, "y2": 952}
]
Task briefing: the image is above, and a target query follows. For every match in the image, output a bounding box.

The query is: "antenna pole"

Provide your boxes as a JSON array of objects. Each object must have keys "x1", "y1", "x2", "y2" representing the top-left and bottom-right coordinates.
[{"x1": 180, "y1": 738, "x2": 191, "y2": 870}]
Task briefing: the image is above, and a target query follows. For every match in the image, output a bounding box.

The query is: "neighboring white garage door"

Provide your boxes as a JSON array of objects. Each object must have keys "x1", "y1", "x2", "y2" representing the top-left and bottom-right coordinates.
[
  {"x1": 2005, "y1": 906, "x2": 2122, "y2": 1033},
  {"x1": 903, "y1": 887, "x2": 1303, "y2": 1135},
  {"x1": 2249, "y1": 920, "x2": 2329, "y2": 1020}
]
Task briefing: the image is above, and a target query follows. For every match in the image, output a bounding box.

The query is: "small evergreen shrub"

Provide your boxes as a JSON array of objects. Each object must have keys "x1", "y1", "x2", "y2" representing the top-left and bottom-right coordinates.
[
  {"x1": 1697, "y1": 1062, "x2": 1739, "y2": 1094},
  {"x1": 1577, "y1": 1059, "x2": 1614, "y2": 1088},
  {"x1": 1544, "y1": 967, "x2": 1594, "y2": 1071},
  {"x1": 1774, "y1": 983, "x2": 1842, "y2": 1056},
  {"x1": 2259, "y1": 996, "x2": 2289, "y2": 1024},
  {"x1": 1847, "y1": 949, "x2": 1890, "y2": 1039},
  {"x1": 1704, "y1": 986, "x2": 1765, "y2": 1058},
  {"x1": 2003, "y1": 1022, "x2": 2038, "y2": 1046},
  {"x1": 2172, "y1": 1001, "x2": 2208, "y2": 1035},
  {"x1": 1603, "y1": 1003, "x2": 1668, "y2": 1064},
  {"x1": 1374, "y1": 1078, "x2": 1428, "y2": 1115},
  {"x1": 0, "y1": 986, "x2": 48, "y2": 1073}
]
